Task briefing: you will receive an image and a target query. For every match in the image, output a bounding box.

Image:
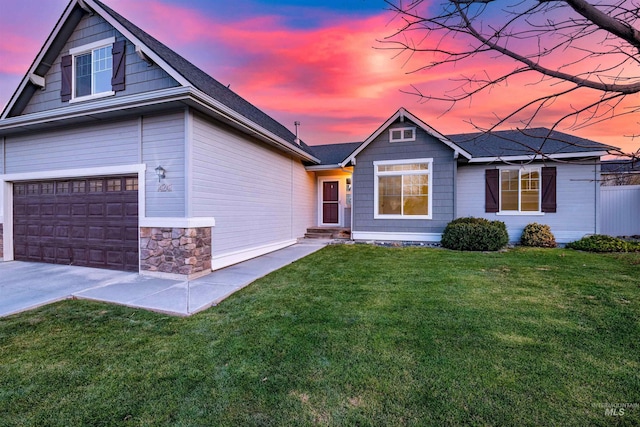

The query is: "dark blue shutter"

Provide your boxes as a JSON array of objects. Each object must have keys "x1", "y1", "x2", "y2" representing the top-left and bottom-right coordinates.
[
  {"x1": 111, "y1": 40, "x2": 126, "y2": 92},
  {"x1": 541, "y1": 167, "x2": 557, "y2": 212},
  {"x1": 60, "y1": 55, "x2": 72, "y2": 101},
  {"x1": 485, "y1": 169, "x2": 499, "y2": 213}
]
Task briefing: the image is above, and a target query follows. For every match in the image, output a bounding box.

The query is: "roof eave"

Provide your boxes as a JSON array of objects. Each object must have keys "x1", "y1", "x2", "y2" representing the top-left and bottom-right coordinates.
[
  {"x1": 467, "y1": 151, "x2": 611, "y2": 163},
  {"x1": 0, "y1": 87, "x2": 320, "y2": 163},
  {"x1": 189, "y1": 89, "x2": 320, "y2": 163}
]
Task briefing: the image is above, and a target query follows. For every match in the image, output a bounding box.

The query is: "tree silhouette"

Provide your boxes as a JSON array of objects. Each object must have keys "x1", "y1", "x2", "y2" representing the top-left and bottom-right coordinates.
[{"x1": 382, "y1": 0, "x2": 640, "y2": 158}]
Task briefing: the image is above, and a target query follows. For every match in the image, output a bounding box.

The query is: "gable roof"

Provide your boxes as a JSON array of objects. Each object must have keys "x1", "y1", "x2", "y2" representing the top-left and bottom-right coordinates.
[
  {"x1": 311, "y1": 111, "x2": 616, "y2": 166},
  {"x1": 1, "y1": 0, "x2": 319, "y2": 163},
  {"x1": 341, "y1": 108, "x2": 472, "y2": 166},
  {"x1": 448, "y1": 128, "x2": 615, "y2": 162},
  {"x1": 306, "y1": 142, "x2": 362, "y2": 169}
]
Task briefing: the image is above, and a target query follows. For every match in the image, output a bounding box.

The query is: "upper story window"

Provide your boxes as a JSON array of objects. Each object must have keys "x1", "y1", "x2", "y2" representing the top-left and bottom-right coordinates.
[
  {"x1": 374, "y1": 159, "x2": 432, "y2": 219},
  {"x1": 74, "y1": 45, "x2": 113, "y2": 98},
  {"x1": 389, "y1": 127, "x2": 416, "y2": 143},
  {"x1": 61, "y1": 38, "x2": 126, "y2": 102}
]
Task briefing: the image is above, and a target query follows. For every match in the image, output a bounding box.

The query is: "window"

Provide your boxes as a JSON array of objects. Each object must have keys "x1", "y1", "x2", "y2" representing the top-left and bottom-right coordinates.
[
  {"x1": 374, "y1": 159, "x2": 432, "y2": 219},
  {"x1": 499, "y1": 168, "x2": 541, "y2": 212},
  {"x1": 61, "y1": 38, "x2": 126, "y2": 102},
  {"x1": 125, "y1": 178, "x2": 138, "y2": 191},
  {"x1": 389, "y1": 127, "x2": 416, "y2": 142},
  {"x1": 89, "y1": 180, "x2": 103, "y2": 193},
  {"x1": 106, "y1": 179, "x2": 122, "y2": 192},
  {"x1": 74, "y1": 46, "x2": 112, "y2": 98}
]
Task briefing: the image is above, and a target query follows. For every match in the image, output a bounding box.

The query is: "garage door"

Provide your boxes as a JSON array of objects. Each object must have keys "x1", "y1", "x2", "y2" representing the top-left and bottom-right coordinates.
[{"x1": 13, "y1": 176, "x2": 139, "y2": 272}]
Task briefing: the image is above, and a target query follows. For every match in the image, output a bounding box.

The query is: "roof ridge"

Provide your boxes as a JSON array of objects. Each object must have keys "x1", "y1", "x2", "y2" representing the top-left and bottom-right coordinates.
[{"x1": 92, "y1": 0, "x2": 316, "y2": 156}]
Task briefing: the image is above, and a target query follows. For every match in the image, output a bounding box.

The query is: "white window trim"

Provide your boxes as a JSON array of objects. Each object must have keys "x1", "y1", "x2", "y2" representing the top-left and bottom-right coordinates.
[
  {"x1": 69, "y1": 37, "x2": 116, "y2": 102},
  {"x1": 389, "y1": 127, "x2": 416, "y2": 143},
  {"x1": 374, "y1": 158, "x2": 433, "y2": 220},
  {"x1": 497, "y1": 166, "x2": 544, "y2": 215}
]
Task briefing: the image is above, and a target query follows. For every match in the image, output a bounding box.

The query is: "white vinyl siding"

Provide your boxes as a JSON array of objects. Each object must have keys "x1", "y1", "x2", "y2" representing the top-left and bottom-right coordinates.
[
  {"x1": 4, "y1": 119, "x2": 138, "y2": 173},
  {"x1": 141, "y1": 111, "x2": 186, "y2": 217},
  {"x1": 190, "y1": 113, "x2": 315, "y2": 259},
  {"x1": 457, "y1": 162, "x2": 600, "y2": 243}
]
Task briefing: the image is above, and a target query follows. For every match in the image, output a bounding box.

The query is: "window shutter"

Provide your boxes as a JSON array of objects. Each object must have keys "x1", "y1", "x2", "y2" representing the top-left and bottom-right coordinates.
[
  {"x1": 111, "y1": 40, "x2": 126, "y2": 92},
  {"x1": 541, "y1": 166, "x2": 557, "y2": 213},
  {"x1": 60, "y1": 55, "x2": 72, "y2": 101},
  {"x1": 485, "y1": 169, "x2": 499, "y2": 213}
]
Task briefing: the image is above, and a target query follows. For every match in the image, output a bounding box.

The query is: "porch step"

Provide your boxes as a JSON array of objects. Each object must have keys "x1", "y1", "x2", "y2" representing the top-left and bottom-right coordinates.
[{"x1": 304, "y1": 227, "x2": 351, "y2": 240}]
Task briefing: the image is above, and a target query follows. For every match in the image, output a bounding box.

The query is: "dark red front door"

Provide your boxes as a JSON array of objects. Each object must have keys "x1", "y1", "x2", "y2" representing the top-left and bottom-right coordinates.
[{"x1": 322, "y1": 181, "x2": 339, "y2": 224}]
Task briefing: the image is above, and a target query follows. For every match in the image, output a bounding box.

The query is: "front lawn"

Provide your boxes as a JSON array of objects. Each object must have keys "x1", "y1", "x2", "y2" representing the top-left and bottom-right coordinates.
[{"x1": 1, "y1": 245, "x2": 638, "y2": 426}]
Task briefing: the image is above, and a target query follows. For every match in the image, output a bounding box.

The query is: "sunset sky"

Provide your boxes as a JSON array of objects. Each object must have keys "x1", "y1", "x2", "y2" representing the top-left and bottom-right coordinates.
[{"x1": 0, "y1": 0, "x2": 638, "y2": 154}]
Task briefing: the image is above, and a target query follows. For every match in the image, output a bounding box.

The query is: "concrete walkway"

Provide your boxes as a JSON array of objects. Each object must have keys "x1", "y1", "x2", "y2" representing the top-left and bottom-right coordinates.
[{"x1": 0, "y1": 241, "x2": 328, "y2": 317}]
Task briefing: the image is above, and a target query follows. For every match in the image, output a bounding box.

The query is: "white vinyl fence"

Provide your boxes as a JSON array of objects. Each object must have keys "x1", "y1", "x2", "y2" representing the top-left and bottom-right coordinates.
[{"x1": 600, "y1": 185, "x2": 640, "y2": 236}]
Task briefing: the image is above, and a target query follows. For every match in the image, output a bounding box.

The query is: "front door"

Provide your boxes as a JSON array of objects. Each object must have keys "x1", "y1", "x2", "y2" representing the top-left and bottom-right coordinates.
[{"x1": 322, "y1": 181, "x2": 339, "y2": 224}]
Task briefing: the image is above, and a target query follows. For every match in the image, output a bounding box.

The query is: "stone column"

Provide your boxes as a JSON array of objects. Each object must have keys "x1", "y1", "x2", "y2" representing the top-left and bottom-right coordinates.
[{"x1": 139, "y1": 226, "x2": 212, "y2": 279}]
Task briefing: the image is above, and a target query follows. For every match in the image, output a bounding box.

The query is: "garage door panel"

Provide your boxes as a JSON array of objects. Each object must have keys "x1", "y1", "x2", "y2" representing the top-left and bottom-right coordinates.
[
  {"x1": 56, "y1": 225, "x2": 69, "y2": 238},
  {"x1": 72, "y1": 204, "x2": 87, "y2": 216},
  {"x1": 42, "y1": 225, "x2": 55, "y2": 237},
  {"x1": 13, "y1": 176, "x2": 139, "y2": 272},
  {"x1": 106, "y1": 203, "x2": 124, "y2": 216},
  {"x1": 89, "y1": 203, "x2": 104, "y2": 216}
]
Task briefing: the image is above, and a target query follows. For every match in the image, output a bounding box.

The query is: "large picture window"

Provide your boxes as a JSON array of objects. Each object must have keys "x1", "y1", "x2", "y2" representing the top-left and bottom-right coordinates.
[
  {"x1": 500, "y1": 168, "x2": 540, "y2": 212},
  {"x1": 374, "y1": 159, "x2": 432, "y2": 219}
]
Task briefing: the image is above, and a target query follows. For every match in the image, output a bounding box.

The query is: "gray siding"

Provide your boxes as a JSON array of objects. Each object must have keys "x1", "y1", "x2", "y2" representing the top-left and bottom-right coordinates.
[
  {"x1": 190, "y1": 112, "x2": 315, "y2": 257},
  {"x1": 142, "y1": 111, "x2": 186, "y2": 217},
  {"x1": 5, "y1": 119, "x2": 139, "y2": 173},
  {"x1": 353, "y1": 122, "x2": 456, "y2": 234},
  {"x1": 456, "y1": 161, "x2": 600, "y2": 243},
  {"x1": 21, "y1": 13, "x2": 179, "y2": 116}
]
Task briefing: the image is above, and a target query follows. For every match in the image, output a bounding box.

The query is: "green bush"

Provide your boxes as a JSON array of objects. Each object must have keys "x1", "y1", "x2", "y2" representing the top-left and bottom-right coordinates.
[
  {"x1": 566, "y1": 235, "x2": 640, "y2": 253},
  {"x1": 520, "y1": 223, "x2": 557, "y2": 248},
  {"x1": 441, "y1": 217, "x2": 509, "y2": 251}
]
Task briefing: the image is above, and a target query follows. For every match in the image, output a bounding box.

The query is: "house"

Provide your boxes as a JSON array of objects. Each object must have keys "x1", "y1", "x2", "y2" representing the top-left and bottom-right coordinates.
[
  {"x1": 601, "y1": 159, "x2": 640, "y2": 186},
  {"x1": 0, "y1": 0, "x2": 617, "y2": 278}
]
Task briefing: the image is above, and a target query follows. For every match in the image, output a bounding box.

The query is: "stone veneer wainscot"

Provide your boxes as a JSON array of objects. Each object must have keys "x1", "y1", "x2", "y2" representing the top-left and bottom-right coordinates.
[{"x1": 140, "y1": 227, "x2": 211, "y2": 279}]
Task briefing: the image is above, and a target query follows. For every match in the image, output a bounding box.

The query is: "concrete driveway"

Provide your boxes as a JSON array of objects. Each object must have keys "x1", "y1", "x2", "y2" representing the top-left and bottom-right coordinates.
[
  {"x1": 0, "y1": 261, "x2": 144, "y2": 317},
  {"x1": 0, "y1": 240, "x2": 328, "y2": 317}
]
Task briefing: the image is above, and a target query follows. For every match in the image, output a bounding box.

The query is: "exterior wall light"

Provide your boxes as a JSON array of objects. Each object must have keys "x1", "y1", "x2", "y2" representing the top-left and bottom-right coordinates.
[{"x1": 155, "y1": 165, "x2": 166, "y2": 182}]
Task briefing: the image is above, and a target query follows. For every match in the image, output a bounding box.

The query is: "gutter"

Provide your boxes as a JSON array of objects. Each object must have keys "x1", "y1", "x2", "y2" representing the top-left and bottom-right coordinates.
[
  {"x1": 0, "y1": 86, "x2": 320, "y2": 164},
  {"x1": 467, "y1": 151, "x2": 611, "y2": 163}
]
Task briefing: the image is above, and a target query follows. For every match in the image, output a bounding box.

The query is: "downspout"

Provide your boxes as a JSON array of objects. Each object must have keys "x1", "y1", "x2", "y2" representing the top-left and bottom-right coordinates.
[
  {"x1": 341, "y1": 158, "x2": 355, "y2": 238},
  {"x1": 594, "y1": 158, "x2": 600, "y2": 234},
  {"x1": 453, "y1": 151, "x2": 459, "y2": 220}
]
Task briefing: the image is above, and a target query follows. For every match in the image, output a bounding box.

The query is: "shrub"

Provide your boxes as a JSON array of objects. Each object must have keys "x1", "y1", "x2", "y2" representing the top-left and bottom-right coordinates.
[
  {"x1": 441, "y1": 217, "x2": 509, "y2": 251},
  {"x1": 566, "y1": 235, "x2": 640, "y2": 253},
  {"x1": 520, "y1": 223, "x2": 557, "y2": 248}
]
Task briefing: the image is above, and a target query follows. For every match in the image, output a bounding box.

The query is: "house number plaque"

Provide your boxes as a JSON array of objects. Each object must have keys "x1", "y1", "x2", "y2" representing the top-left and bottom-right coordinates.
[{"x1": 158, "y1": 184, "x2": 173, "y2": 192}]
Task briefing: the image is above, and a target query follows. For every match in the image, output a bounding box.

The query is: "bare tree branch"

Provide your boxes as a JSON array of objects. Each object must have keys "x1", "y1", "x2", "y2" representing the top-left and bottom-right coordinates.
[{"x1": 379, "y1": 0, "x2": 640, "y2": 159}]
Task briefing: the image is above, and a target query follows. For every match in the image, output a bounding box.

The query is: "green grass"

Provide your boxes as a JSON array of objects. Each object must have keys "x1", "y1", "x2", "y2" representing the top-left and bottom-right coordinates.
[{"x1": 1, "y1": 245, "x2": 639, "y2": 426}]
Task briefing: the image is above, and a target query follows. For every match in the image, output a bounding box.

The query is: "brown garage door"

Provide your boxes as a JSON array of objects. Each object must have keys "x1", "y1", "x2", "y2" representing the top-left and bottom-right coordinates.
[{"x1": 13, "y1": 176, "x2": 139, "y2": 272}]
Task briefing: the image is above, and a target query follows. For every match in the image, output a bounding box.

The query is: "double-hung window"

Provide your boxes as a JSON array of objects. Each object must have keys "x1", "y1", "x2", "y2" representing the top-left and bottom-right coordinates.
[
  {"x1": 374, "y1": 159, "x2": 432, "y2": 219},
  {"x1": 500, "y1": 167, "x2": 541, "y2": 212},
  {"x1": 61, "y1": 38, "x2": 126, "y2": 102},
  {"x1": 74, "y1": 46, "x2": 112, "y2": 98}
]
